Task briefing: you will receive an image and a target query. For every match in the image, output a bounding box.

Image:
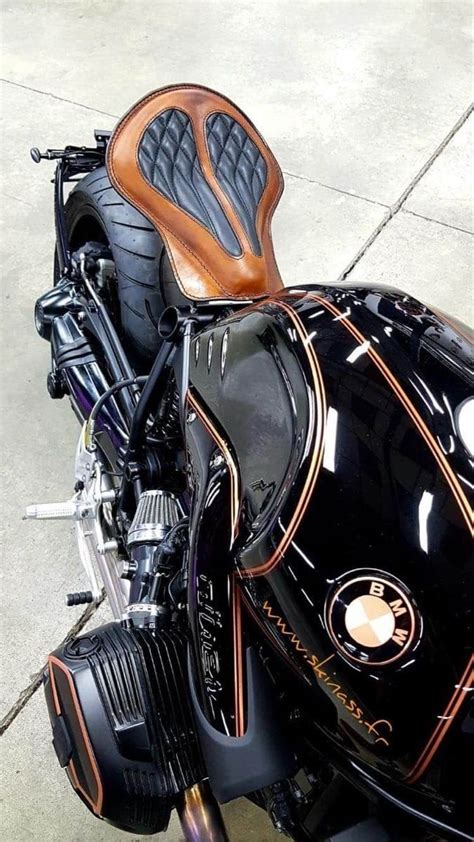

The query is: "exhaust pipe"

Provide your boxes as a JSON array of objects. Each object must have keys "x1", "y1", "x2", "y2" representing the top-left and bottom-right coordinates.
[{"x1": 177, "y1": 781, "x2": 230, "y2": 842}]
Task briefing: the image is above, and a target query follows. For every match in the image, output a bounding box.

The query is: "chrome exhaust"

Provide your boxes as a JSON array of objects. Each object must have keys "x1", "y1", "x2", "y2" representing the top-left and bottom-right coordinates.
[{"x1": 177, "y1": 781, "x2": 230, "y2": 842}]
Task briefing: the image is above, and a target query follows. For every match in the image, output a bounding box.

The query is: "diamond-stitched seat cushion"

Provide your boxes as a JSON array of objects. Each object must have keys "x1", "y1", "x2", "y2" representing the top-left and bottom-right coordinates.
[
  {"x1": 139, "y1": 109, "x2": 242, "y2": 257},
  {"x1": 107, "y1": 84, "x2": 283, "y2": 301},
  {"x1": 206, "y1": 112, "x2": 267, "y2": 257}
]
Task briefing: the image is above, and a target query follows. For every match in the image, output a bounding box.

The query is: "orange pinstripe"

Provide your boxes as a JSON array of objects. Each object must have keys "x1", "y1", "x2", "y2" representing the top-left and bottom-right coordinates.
[
  {"x1": 187, "y1": 390, "x2": 240, "y2": 544},
  {"x1": 48, "y1": 656, "x2": 103, "y2": 815},
  {"x1": 298, "y1": 293, "x2": 473, "y2": 536},
  {"x1": 405, "y1": 655, "x2": 474, "y2": 783},
  {"x1": 241, "y1": 299, "x2": 327, "y2": 577}
]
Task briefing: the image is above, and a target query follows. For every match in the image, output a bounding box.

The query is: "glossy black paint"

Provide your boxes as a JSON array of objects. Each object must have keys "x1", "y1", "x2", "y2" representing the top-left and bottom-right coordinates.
[
  {"x1": 186, "y1": 400, "x2": 238, "y2": 735},
  {"x1": 35, "y1": 114, "x2": 473, "y2": 839},
  {"x1": 185, "y1": 284, "x2": 473, "y2": 838},
  {"x1": 51, "y1": 310, "x2": 127, "y2": 448}
]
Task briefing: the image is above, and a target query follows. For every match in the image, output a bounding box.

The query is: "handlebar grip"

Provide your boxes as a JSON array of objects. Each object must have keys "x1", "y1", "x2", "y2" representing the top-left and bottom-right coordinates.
[{"x1": 30, "y1": 147, "x2": 69, "y2": 163}]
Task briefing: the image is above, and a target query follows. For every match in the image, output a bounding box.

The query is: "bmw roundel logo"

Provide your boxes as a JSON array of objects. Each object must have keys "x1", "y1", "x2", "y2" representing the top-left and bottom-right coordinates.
[{"x1": 325, "y1": 571, "x2": 421, "y2": 667}]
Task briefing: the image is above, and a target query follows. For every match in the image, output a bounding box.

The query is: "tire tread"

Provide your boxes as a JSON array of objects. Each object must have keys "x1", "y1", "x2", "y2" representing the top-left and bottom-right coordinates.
[{"x1": 64, "y1": 166, "x2": 166, "y2": 370}]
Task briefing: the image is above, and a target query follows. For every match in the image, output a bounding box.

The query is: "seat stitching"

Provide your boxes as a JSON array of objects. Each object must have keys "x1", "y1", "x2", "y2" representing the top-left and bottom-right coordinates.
[
  {"x1": 208, "y1": 120, "x2": 266, "y2": 200},
  {"x1": 108, "y1": 88, "x2": 284, "y2": 295},
  {"x1": 147, "y1": 133, "x2": 218, "y2": 232},
  {"x1": 243, "y1": 137, "x2": 265, "y2": 193},
  {"x1": 147, "y1": 110, "x2": 177, "y2": 179},
  {"x1": 154, "y1": 153, "x2": 221, "y2": 241},
  {"x1": 141, "y1": 112, "x2": 240, "y2": 248},
  {"x1": 207, "y1": 121, "x2": 264, "y2": 248}
]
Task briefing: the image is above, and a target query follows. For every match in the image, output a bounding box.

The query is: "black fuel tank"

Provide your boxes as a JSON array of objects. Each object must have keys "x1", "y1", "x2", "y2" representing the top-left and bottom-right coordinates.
[{"x1": 185, "y1": 284, "x2": 473, "y2": 837}]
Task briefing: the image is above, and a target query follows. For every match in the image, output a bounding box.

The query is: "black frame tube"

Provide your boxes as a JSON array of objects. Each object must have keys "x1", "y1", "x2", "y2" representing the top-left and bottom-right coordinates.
[
  {"x1": 54, "y1": 161, "x2": 70, "y2": 275},
  {"x1": 126, "y1": 339, "x2": 175, "y2": 455},
  {"x1": 77, "y1": 285, "x2": 139, "y2": 424}
]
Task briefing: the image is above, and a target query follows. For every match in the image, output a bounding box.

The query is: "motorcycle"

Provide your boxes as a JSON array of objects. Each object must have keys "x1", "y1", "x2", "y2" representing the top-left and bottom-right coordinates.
[{"x1": 27, "y1": 84, "x2": 473, "y2": 841}]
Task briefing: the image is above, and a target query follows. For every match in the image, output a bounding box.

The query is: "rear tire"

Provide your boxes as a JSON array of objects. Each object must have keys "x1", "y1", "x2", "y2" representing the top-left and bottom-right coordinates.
[{"x1": 64, "y1": 165, "x2": 167, "y2": 371}]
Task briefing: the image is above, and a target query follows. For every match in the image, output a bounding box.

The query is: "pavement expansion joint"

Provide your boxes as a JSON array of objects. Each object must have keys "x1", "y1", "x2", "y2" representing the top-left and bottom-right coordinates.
[
  {"x1": 400, "y1": 208, "x2": 473, "y2": 237},
  {"x1": 282, "y1": 169, "x2": 390, "y2": 209},
  {"x1": 0, "y1": 590, "x2": 106, "y2": 736},
  {"x1": 338, "y1": 102, "x2": 474, "y2": 282},
  {"x1": 0, "y1": 77, "x2": 119, "y2": 119}
]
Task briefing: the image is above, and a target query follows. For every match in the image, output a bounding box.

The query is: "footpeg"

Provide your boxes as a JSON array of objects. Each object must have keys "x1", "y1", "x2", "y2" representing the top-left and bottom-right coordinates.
[
  {"x1": 24, "y1": 499, "x2": 92, "y2": 521},
  {"x1": 25, "y1": 501, "x2": 77, "y2": 520},
  {"x1": 25, "y1": 429, "x2": 127, "y2": 619},
  {"x1": 66, "y1": 591, "x2": 93, "y2": 607}
]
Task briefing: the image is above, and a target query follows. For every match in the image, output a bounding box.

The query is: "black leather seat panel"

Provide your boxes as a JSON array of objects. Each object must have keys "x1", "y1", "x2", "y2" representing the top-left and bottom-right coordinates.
[
  {"x1": 206, "y1": 112, "x2": 267, "y2": 256},
  {"x1": 138, "y1": 108, "x2": 242, "y2": 257}
]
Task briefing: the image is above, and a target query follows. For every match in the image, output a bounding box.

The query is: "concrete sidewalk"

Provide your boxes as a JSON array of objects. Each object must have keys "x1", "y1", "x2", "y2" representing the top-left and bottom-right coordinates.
[{"x1": 0, "y1": 1, "x2": 472, "y2": 840}]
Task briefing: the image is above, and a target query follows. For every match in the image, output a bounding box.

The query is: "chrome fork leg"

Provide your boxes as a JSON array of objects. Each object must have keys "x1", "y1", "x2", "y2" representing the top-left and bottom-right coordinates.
[{"x1": 176, "y1": 781, "x2": 230, "y2": 842}]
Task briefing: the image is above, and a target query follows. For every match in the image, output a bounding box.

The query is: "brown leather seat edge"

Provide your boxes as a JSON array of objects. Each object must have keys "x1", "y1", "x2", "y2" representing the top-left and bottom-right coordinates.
[{"x1": 106, "y1": 84, "x2": 284, "y2": 301}]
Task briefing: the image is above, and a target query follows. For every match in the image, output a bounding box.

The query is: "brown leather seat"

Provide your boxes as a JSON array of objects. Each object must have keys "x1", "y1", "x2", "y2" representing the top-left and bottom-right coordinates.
[{"x1": 106, "y1": 84, "x2": 284, "y2": 302}]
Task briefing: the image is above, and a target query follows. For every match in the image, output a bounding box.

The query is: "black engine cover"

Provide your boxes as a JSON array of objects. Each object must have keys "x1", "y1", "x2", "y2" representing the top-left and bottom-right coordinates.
[{"x1": 44, "y1": 622, "x2": 204, "y2": 835}]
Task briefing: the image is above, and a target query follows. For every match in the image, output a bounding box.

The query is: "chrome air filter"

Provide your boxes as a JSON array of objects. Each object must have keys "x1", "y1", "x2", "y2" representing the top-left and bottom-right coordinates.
[{"x1": 127, "y1": 490, "x2": 184, "y2": 547}]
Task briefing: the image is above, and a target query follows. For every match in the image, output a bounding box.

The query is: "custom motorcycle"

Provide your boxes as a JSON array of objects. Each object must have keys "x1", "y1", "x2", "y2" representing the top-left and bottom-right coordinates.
[{"x1": 27, "y1": 85, "x2": 473, "y2": 841}]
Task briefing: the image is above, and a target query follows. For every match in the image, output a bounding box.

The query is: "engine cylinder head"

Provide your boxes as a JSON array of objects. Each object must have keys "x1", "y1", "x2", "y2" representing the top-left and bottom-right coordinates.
[{"x1": 44, "y1": 622, "x2": 205, "y2": 834}]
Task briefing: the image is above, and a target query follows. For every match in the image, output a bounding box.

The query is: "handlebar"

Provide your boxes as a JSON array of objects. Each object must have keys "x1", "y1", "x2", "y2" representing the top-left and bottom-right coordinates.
[
  {"x1": 30, "y1": 131, "x2": 112, "y2": 164},
  {"x1": 30, "y1": 148, "x2": 69, "y2": 162},
  {"x1": 30, "y1": 146, "x2": 105, "y2": 164}
]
